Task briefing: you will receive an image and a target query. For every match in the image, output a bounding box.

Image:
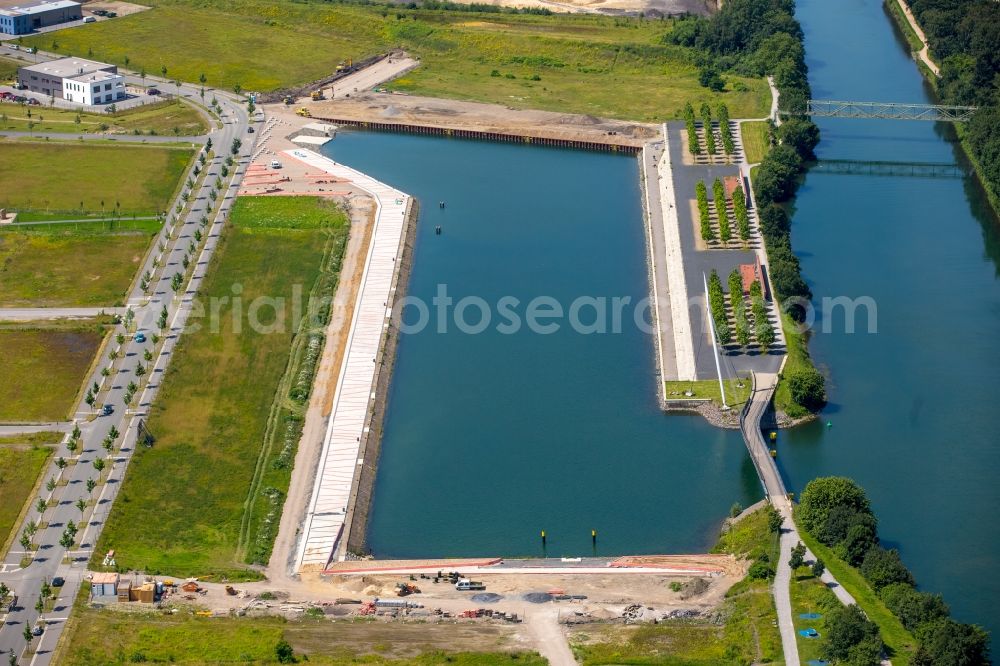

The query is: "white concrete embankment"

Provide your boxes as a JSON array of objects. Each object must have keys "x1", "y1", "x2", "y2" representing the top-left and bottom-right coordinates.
[
  {"x1": 656, "y1": 124, "x2": 697, "y2": 380},
  {"x1": 289, "y1": 148, "x2": 410, "y2": 570}
]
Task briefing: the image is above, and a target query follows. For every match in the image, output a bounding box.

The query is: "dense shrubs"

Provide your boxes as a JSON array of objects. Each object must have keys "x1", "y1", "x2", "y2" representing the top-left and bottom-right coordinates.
[
  {"x1": 906, "y1": 0, "x2": 1000, "y2": 209},
  {"x1": 823, "y1": 604, "x2": 884, "y2": 666},
  {"x1": 799, "y1": 477, "x2": 991, "y2": 664},
  {"x1": 786, "y1": 367, "x2": 826, "y2": 411}
]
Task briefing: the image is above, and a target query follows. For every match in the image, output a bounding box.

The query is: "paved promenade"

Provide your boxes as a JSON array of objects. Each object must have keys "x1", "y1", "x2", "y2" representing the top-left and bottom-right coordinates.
[
  {"x1": 644, "y1": 124, "x2": 697, "y2": 381},
  {"x1": 290, "y1": 149, "x2": 410, "y2": 571}
]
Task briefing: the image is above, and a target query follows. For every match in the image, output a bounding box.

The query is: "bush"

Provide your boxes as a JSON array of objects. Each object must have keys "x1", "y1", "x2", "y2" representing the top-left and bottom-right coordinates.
[
  {"x1": 912, "y1": 619, "x2": 991, "y2": 666},
  {"x1": 880, "y1": 583, "x2": 949, "y2": 633},
  {"x1": 860, "y1": 547, "x2": 915, "y2": 591},
  {"x1": 787, "y1": 367, "x2": 826, "y2": 411},
  {"x1": 798, "y1": 477, "x2": 871, "y2": 535},
  {"x1": 823, "y1": 604, "x2": 884, "y2": 666},
  {"x1": 748, "y1": 559, "x2": 775, "y2": 580},
  {"x1": 817, "y1": 504, "x2": 878, "y2": 547},
  {"x1": 777, "y1": 117, "x2": 820, "y2": 160}
]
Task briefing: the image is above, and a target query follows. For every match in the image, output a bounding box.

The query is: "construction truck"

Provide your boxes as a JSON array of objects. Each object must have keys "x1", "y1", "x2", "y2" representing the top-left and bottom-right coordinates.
[
  {"x1": 296, "y1": 107, "x2": 311, "y2": 117},
  {"x1": 283, "y1": 95, "x2": 293, "y2": 105},
  {"x1": 455, "y1": 578, "x2": 486, "y2": 591},
  {"x1": 310, "y1": 90, "x2": 324, "y2": 101},
  {"x1": 395, "y1": 582, "x2": 421, "y2": 597}
]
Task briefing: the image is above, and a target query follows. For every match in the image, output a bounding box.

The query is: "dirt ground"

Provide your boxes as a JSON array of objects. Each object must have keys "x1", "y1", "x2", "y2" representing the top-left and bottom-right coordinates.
[
  {"x1": 464, "y1": 0, "x2": 712, "y2": 14},
  {"x1": 81, "y1": 1, "x2": 149, "y2": 17},
  {"x1": 301, "y1": 91, "x2": 660, "y2": 147}
]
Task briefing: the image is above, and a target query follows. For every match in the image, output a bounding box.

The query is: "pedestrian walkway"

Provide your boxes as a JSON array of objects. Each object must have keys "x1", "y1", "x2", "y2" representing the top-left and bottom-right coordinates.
[
  {"x1": 0, "y1": 307, "x2": 124, "y2": 321},
  {"x1": 289, "y1": 148, "x2": 410, "y2": 571},
  {"x1": 653, "y1": 124, "x2": 697, "y2": 380}
]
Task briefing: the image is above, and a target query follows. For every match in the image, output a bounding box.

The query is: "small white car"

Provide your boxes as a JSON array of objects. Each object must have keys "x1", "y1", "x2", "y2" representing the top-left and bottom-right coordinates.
[{"x1": 270, "y1": 160, "x2": 282, "y2": 169}]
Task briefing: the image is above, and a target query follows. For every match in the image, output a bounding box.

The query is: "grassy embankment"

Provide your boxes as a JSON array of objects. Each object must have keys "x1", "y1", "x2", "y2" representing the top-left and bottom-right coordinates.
[
  {"x1": 0, "y1": 99, "x2": 208, "y2": 135},
  {"x1": 0, "y1": 219, "x2": 160, "y2": 307},
  {"x1": 740, "y1": 121, "x2": 771, "y2": 164},
  {"x1": 54, "y1": 586, "x2": 545, "y2": 664},
  {"x1": 663, "y1": 377, "x2": 751, "y2": 409},
  {"x1": 884, "y1": 0, "x2": 926, "y2": 57},
  {"x1": 0, "y1": 142, "x2": 192, "y2": 216},
  {"x1": 795, "y1": 516, "x2": 917, "y2": 664},
  {"x1": 0, "y1": 432, "x2": 57, "y2": 553},
  {"x1": 23, "y1": 1, "x2": 770, "y2": 121},
  {"x1": 93, "y1": 197, "x2": 348, "y2": 580},
  {"x1": 740, "y1": 126, "x2": 821, "y2": 418},
  {"x1": 0, "y1": 319, "x2": 111, "y2": 422},
  {"x1": 570, "y1": 506, "x2": 782, "y2": 665}
]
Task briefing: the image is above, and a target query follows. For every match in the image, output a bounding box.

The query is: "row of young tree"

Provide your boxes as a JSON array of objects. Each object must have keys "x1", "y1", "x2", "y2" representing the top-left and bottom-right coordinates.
[
  {"x1": 707, "y1": 270, "x2": 730, "y2": 344},
  {"x1": 685, "y1": 103, "x2": 736, "y2": 158},
  {"x1": 700, "y1": 178, "x2": 750, "y2": 245},
  {"x1": 717, "y1": 102, "x2": 735, "y2": 155},
  {"x1": 696, "y1": 180, "x2": 712, "y2": 241},
  {"x1": 799, "y1": 477, "x2": 991, "y2": 665},
  {"x1": 685, "y1": 103, "x2": 700, "y2": 156},
  {"x1": 732, "y1": 182, "x2": 751, "y2": 241}
]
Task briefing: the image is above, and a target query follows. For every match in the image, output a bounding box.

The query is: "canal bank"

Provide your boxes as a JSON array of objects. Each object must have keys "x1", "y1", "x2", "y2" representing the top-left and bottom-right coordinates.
[{"x1": 781, "y1": 0, "x2": 1000, "y2": 638}]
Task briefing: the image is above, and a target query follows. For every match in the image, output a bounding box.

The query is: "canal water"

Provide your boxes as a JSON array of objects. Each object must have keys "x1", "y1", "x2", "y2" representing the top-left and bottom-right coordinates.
[
  {"x1": 783, "y1": 0, "x2": 1000, "y2": 637},
  {"x1": 323, "y1": 135, "x2": 762, "y2": 559}
]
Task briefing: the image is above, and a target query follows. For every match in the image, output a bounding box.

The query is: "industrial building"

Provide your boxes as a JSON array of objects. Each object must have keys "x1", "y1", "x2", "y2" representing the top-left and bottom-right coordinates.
[
  {"x1": 17, "y1": 56, "x2": 125, "y2": 104},
  {"x1": 0, "y1": 0, "x2": 81, "y2": 35}
]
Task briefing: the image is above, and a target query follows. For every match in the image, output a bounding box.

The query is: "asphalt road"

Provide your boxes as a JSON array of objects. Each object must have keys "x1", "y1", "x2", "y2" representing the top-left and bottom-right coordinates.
[{"x1": 0, "y1": 59, "x2": 255, "y2": 664}]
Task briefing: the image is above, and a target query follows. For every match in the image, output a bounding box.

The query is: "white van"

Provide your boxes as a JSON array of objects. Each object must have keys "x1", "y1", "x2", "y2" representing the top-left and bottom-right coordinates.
[{"x1": 83, "y1": 15, "x2": 96, "y2": 22}]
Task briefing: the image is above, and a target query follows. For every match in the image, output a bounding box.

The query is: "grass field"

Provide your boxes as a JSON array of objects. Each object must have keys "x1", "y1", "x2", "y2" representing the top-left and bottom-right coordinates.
[
  {"x1": 0, "y1": 55, "x2": 21, "y2": 81},
  {"x1": 571, "y1": 507, "x2": 782, "y2": 665},
  {"x1": 664, "y1": 377, "x2": 751, "y2": 409},
  {"x1": 22, "y1": 1, "x2": 771, "y2": 121},
  {"x1": 56, "y1": 584, "x2": 544, "y2": 665},
  {"x1": 0, "y1": 99, "x2": 208, "y2": 135},
  {"x1": 0, "y1": 142, "x2": 192, "y2": 215},
  {"x1": 0, "y1": 219, "x2": 159, "y2": 307},
  {"x1": 0, "y1": 432, "x2": 57, "y2": 553},
  {"x1": 0, "y1": 320, "x2": 109, "y2": 422},
  {"x1": 795, "y1": 513, "x2": 916, "y2": 664},
  {"x1": 93, "y1": 197, "x2": 348, "y2": 580},
  {"x1": 789, "y1": 567, "x2": 839, "y2": 664},
  {"x1": 741, "y1": 121, "x2": 772, "y2": 164}
]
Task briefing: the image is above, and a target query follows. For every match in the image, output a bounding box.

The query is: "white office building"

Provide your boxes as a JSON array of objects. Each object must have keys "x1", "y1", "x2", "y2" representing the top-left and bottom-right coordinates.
[
  {"x1": 63, "y1": 70, "x2": 125, "y2": 105},
  {"x1": 18, "y1": 57, "x2": 125, "y2": 104}
]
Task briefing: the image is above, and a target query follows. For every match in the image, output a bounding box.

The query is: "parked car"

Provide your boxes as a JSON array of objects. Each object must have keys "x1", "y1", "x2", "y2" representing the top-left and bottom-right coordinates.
[
  {"x1": 51, "y1": 577, "x2": 65, "y2": 587},
  {"x1": 83, "y1": 15, "x2": 96, "y2": 22},
  {"x1": 31, "y1": 626, "x2": 43, "y2": 637},
  {"x1": 247, "y1": 126, "x2": 254, "y2": 133},
  {"x1": 147, "y1": 88, "x2": 160, "y2": 96},
  {"x1": 26, "y1": 98, "x2": 40, "y2": 105},
  {"x1": 270, "y1": 159, "x2": 282, "y2": 169}
]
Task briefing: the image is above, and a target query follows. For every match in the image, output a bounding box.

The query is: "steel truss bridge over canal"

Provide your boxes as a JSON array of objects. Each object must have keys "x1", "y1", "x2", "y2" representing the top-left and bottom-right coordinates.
[{"x1": 785, "y1": 99, "x2": 978, "y2": 122}]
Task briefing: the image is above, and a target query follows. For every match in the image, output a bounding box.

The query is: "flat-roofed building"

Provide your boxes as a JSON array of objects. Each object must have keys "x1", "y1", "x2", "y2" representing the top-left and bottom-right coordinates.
[
  {"x1": 18, "y1": 56, "x2": 125, "y2": 103},
  {"x1": 0, "y1": 0, "x2": 81, "y2": 35}
]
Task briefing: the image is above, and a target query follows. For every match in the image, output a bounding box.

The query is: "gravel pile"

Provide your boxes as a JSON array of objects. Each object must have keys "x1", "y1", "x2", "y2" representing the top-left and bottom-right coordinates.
[{"x1": 471, "y1": 593, "x2": 503, "y2": 603}]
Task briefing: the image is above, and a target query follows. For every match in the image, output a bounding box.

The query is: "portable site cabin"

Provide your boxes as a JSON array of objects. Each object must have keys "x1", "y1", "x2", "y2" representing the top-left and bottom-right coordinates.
[{"x1": 90, "y1": 572, "x2": 119, "y2": 601}]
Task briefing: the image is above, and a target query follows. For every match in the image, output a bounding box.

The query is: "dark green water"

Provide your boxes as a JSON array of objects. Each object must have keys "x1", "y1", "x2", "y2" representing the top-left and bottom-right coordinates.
[
  {"x1": 324, "y1": 136, "x2": 762, "y2": 559},
  {"x1": 782, "y1": 0, "x2": 1000, "y2": 638}
]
